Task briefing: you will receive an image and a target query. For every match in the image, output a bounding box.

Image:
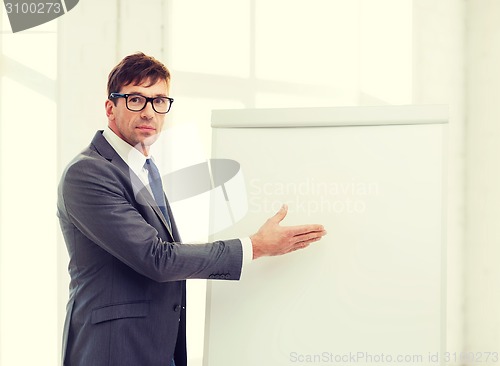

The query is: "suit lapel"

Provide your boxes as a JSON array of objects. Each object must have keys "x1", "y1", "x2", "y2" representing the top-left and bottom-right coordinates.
[{"x1": 90, "y1": 131, "x2": 176, "y2": 240}]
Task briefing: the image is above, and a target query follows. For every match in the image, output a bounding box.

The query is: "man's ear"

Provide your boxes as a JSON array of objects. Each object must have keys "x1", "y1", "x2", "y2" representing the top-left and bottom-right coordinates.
[{"x1": 105, "y1": 99, "x2": 115, "y2": 119}]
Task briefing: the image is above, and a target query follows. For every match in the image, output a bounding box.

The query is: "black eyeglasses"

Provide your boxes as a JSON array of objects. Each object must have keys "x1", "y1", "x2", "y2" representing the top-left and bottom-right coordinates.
[{"x1": 109, "y1": 93, "x2": 174, "y2": 114}]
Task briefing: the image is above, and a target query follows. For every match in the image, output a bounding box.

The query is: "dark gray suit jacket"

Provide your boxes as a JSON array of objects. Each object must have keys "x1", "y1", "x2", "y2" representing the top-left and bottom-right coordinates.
[{"x1": 57, "y1": 131, "x2": 243, "y2": 366}]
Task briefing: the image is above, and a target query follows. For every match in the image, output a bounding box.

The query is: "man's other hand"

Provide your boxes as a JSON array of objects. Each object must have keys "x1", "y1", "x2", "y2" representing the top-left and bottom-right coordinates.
[{"x1": 250, "y1": 204, "x2": 327, "y2": 260}]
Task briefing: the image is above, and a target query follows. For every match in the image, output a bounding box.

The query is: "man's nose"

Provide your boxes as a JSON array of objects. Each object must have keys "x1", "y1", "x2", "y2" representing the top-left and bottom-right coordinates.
[{"x1": 140, "y1": 101, "x2": 155, "y2": 119}]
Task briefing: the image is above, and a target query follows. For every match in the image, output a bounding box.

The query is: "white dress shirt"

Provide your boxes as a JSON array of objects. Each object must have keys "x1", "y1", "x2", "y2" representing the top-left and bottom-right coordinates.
[{"x1": 102, "y1": 128, "x2": 253, "y2": 275}]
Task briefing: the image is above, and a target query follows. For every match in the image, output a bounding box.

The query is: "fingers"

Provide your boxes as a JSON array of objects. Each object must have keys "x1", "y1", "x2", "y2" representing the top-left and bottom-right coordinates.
[
  {"x1": 270, "y1": 204, "x2": 288, "y2": 224},
  {"x1": 284, "y1": 230, "x2": 326, "y2": 255},
  {"x1": 269, "y1": 204, "x2": 324, "y2": 237},
  {"x1": 288, "y1": 242, "x2": 310, "y2": 253},
  {"x1": 289, "y1": 224, "x2": 326, "y2": 237},
  {"x1": 291, "y1": 230, "x2": 326, "y2": 244},
  {"x1": 287, "y1": 235, "x2": 323, "y2": 253}
]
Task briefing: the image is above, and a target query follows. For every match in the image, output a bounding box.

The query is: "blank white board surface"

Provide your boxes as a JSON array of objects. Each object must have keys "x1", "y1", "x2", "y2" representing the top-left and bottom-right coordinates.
[{"x1": 204, "y1": 105, "x2": 447, "y2": 366}]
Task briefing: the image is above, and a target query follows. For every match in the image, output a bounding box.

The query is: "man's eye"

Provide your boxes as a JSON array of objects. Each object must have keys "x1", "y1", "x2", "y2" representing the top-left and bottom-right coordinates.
[
  {"x1": 129, "y1": 96, "x2": 143, "y2": 103},
  {"x1": 154, "y1": 98, "x2": 166, "y2": 105}
]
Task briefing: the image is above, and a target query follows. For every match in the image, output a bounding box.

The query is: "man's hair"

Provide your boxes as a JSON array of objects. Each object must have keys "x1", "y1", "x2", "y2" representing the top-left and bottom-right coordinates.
[{"x1": 107, "y1": 52, "x2": 170, "y2": 98}]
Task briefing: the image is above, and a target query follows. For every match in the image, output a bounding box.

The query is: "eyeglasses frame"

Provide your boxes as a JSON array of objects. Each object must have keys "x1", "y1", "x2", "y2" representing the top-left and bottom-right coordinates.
[{"x1": 109, "y1": 92, "x2": 174, "y2": 114}]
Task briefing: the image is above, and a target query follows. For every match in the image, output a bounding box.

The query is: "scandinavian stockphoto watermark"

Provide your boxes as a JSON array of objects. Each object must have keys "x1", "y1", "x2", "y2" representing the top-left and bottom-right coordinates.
[
  {"x1": 249, "y1": 177, "x2": 380, "y2": 216},
  {"x1": 3, "y1": 0, "x2": 79, "y2": 33},
  {"x1": 289, "y1": 350, "x2": 500, "y2": 364}
]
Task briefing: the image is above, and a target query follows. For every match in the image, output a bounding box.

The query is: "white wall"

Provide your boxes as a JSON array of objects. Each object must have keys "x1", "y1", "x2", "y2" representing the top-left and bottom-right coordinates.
[
  {"x1": 413, "y1": 0, "x2": 466, "y2": 361},
  {"x1": 466, "y1": 0, "x2": 500, "y2": 360},
  {"x1": 0, "y1": 7, "x2": 59, "y2": 366}
]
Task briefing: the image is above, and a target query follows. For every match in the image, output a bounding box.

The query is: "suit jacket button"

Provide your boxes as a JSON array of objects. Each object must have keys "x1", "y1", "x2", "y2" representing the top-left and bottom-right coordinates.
[
  {"x1": 225, "y1": 274, "x2": 231, "y2": 279},
  {"x1": 174, "y1": 305, "x2": 181, "y2": 312},
  {"x1": 209, "y1": 274, "x2": 214, "y2": 279}
]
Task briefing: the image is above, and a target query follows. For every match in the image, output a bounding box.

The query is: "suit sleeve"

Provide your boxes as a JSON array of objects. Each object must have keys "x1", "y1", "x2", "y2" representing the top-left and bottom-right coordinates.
[{"x1": 58, "y1": 155, "x2": 243, "y2": 283}]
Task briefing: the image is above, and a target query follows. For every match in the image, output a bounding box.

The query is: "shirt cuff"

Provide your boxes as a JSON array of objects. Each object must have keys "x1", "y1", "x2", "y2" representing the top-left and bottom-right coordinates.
[{"x1": 239, "y1": 237, "x2": 253, "y2": 278}]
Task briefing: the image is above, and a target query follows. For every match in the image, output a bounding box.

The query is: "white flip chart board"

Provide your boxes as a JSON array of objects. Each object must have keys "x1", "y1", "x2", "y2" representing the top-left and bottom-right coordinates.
[{"x1": 204, "y1": 105, "x2": 447, "y2": 366}]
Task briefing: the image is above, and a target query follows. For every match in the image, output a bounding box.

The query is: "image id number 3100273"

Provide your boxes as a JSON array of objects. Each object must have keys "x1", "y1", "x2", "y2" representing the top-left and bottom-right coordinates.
[{"x1": 5, "y1": 2, "x2": 62, "y2": 14}]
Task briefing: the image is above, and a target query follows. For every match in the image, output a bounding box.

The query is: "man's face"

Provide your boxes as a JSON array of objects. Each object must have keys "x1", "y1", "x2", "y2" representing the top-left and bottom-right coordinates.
[{"x1": 106, "y1": 78, "x2": 169, "y2": 155}]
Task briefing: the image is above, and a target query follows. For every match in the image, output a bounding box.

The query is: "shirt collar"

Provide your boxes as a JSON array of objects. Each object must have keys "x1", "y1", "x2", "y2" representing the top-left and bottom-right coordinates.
[{"x1": 102, "y1": 127, "x2": 150, "y2": 177}]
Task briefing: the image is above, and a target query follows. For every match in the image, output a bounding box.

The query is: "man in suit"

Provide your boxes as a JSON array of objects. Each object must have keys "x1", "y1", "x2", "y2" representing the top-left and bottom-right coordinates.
[{"x1": 57, "y1": 52, "x2": 326, "y2": 366}]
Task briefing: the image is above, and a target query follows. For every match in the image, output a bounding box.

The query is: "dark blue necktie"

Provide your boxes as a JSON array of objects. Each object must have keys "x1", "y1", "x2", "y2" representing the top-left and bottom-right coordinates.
[{"x1": 144, "y1": 158, "x2": 172, "y2": 230}]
